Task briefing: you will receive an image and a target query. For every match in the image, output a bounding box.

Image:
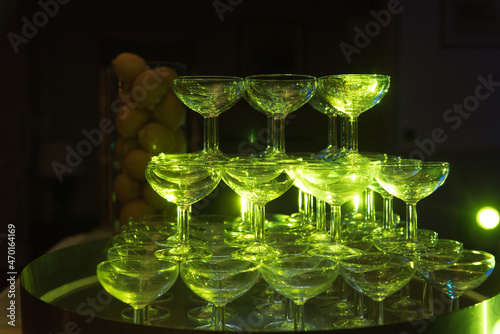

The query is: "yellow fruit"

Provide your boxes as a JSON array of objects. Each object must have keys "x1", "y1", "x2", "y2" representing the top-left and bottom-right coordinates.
[
  {"x1": 172, "y1": 127, "x2": 188, "y2": 153},
  {"x1": 154, "y1": 66, "x2": 179, "y2": 93},
  {"x1": 154, "y1": 92, "x2": 186, "y2": 131},
  {"x1": 111, "y1": 52, "x2": 147, "y2": 85},
  {"x1": 113, "y1": 173, "x2": 141, "y2": 202},
  {"x1": 132, "y1": 69, "x2": 168, "y2": 110},
  {"x1": 119, "y1": 199, "x2": 155, "y2": 226},
  {"x1": 123, "y1": 148, "x2": 151, "y2": 181},
  {"x1": 114, "y1": 136, "x2": 139, "y2": 162},
  {"x1": 142, "y1": 183, "x2": 168, "y2": 210},
  {"x1": 138, "y1": 122, "x2": 175, "y2": 155},
  {"x1": 115, "y1": 106, "x2": 150, "y2": 138}
]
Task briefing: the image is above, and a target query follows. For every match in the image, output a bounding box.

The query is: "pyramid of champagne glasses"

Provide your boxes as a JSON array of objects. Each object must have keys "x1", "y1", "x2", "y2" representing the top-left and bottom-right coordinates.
[{"x1": 100, "y1": 70, "x2": 495, "y2": 331}]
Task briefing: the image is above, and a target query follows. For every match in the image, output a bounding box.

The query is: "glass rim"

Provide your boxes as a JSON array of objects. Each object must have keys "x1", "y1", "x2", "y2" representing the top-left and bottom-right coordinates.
[
  {"x1": 261, "y1": 253, "x2": 338, "y2": 266},
  {"x1": 340, "y1": 252, "x2": 410, "y2": 264},
  {"x1": 180, "y1": 257, "x2": 260, "y2": 267},
  {"x1": 97, "y1": 258, "x2": 177, "y2": 269},
  {"x1": 453, "y1": 249, "x2": 494, "y2": 263},
  {"x1": 418, "y1": 249, "x2": 495, "y2": 265},
  {"x1": 380, "y1": 160, "x2": 448, "y2": 166},
  {"x1": 149, "y1": 153, "x2": 224, "y2": 165},
  {"x1": 173, "y1": 75, "x2": 244, "y2": 81},
  {"x1": 318, "y1": 73, "x2": 390, "y2": 80},
  {"x1": 245, "y1": 73, "x2": 317, "y2": 81},
  {"x1": 298, "y1": 159, "x2": 380, "y2": 167},
  {"x1": 223, "y1": 160, "x2": 300, "y2": 167}
]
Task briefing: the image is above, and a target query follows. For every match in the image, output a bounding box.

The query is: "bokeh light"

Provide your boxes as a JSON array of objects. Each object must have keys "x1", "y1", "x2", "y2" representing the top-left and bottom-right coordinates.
[
  {"x1": 492, "y1": 318, "x2": 500, "y2": 334},
  {"x1": 476, "y1": 206, "x2": 500, "y2": 230}
]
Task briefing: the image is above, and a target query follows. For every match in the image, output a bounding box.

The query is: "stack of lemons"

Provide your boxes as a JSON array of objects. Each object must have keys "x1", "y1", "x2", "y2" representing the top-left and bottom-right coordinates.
[{"x1": 110, "y1": 52, "x2": 187, "y2": 226}]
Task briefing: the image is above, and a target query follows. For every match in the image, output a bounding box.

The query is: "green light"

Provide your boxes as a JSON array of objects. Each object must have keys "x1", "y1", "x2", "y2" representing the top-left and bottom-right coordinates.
[
  {"x1": 476, "y1": 206, "x2": 500, "y2": 230},
  {"x1": 492, "y1": 318, "x2": 500, "y2": 334}
]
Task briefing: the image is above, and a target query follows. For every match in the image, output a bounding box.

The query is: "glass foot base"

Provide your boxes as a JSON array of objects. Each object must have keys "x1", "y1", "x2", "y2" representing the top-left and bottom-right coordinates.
[
  {"x1": 387, "y1": 297, "x2": 425, "y2": 316},
  {"x1": 319, "y1": 299, "x2": 357, "y2": 317},
  {"x1": 253, "y1": 301, "x2": 285, "y2": 320},
  {"x1": 232, "y1": 243, "x2": 281, "y2": 261},
  {"x1": 265, "y1": 320, "x2": 315, "y2": 331},
  {"x1": 154, "y1": 291, "x2": 174, "y2": 305},
  {"x1": 332, "y1": 317, "x2": 375, "y2": 329},
  {"x1": 121, "y1": 305, "x2": 171, "y2": 322},
  {"x1": 155, "y1": 245, "x2": 212, "y2": 261},
  {"x1": 195, "y1": 323, "x2": 242, "y2": 331},
  {"x1": 188, "y1": 305, "x2": 237, "y2": 324}
]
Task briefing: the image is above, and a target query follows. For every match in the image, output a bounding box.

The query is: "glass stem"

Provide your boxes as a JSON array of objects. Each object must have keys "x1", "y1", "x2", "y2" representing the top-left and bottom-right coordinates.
[
  {"x1": 377, "y1": 300, "x2": 384, "y2": 325},
  {"x1": 327, "y1": 114, "x2": 338, "y2": 152},
  {"x1": 406, "y1": 202, "x2": 418, "y2": 240},
  {"x1": 213, "y1": 305, "x2": 225, "y2": 331},
  {"x1": 177, "y1": 205, "x2": 190, "y2": 246},
  {"x1": 294, "y1": 301, "x2": 306, "y2": 331},
  {"x1": 254, "y1": 203, "x2": 265, "y2": 243},
  {"x1": 265, "y1": 115, "x2": 273, "y2": 153},
  {"x1": 271, "y1": 116, "x2": 285, "y2": 154},
  {"x1": 346, "y1": 116, "x2": 359, "y2": 153},
  {"x1": 316, "y1": 199, "x2": 326, "y2": 233},
  {"x1": 364, "y1": 189, "x2": 375, "y2": 222},
  {"x1": 450, "y1": 297, "x2": 459, "y2": 312},
  {"x1": 357, "y1": 293, "x2": 365, "y2": 318},
  {"x1": 133, "y1": 307, "x2": 147, "y2": 325},
  {"x1": 302, "y1": 192, "x2": 312, "y2": 223},
  {"x1": 340, "y1": 117, "x2": 347, "y2": 151},
  {"x1": 423, "y1": 281, "x2": 433, "y2": 316},
  {"x1": 382, "y1": 196, "x2": 394, "y2": 229},
  {"x1": 298, "y1": 189, "x2": 304, "y2": 214},
  {"x1": 285, "y1": 298, "x2": 295, "y2": 322},
  {"x1": 330, "y1": 205, "x2": 342, "y2": 242},
  {"x1": 245, "y1": 199, "x2": 254, "y2": 231},
  {"x1": 204, "y1": 116, "x2": 219, "y2": 154}
]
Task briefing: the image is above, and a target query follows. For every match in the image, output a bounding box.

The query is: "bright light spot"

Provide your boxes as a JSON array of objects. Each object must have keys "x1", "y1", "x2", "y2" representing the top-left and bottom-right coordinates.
[
  {"x1": 240, "y1": 197, "x2": 248, "y2": 221},
  {"x1": 476, "y1": 206, "x2": 500, "y2": 230},
  {"x1": 353, "y1": 195, "x2": 360, "y2": 213},
  {"x1": 492, "y1": 318, "x2": 500, "y2": 334}
]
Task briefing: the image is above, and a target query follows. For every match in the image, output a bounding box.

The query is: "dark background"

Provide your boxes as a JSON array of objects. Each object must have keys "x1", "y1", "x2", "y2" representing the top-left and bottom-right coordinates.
[{"x1": 1, "y1": 0, "x2": 500, "y2": 283}]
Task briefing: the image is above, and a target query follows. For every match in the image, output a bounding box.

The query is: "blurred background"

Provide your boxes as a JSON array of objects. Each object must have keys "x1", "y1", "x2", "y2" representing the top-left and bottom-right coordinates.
[{"x1": 1, "y1": 0, "x2": 500, "y2": 285}]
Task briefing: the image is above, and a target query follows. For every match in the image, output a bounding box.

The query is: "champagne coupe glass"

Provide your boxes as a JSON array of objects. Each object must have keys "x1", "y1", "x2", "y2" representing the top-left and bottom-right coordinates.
[
  {"x1": 308, "y1": 92, "x2": 340, "y2": 158},
  {"x1": 317, "y1": 74, "x2": 390, "y2": 154},
  {"x1": 245, "y1": 74, "x2": 316, "y2": 157},
  {"x1": 412, "y1": 238, "x2": 463, "y2": 315},
  {"x1": 375, "y1": 160, "x2": 449, "y2": 245},
  {"x1": 340, "y1": 252, "x2": 416, "y2": 325},
  {"x1": 313, "y1": 240, "x2": 372, "y2": 327},
  {"x1": 180, "y1": 255, "x2": 260, "y2": 331},
  {"x1": 96, "y1": 258, "x2": 179, "y2": 325},
  {"x1": 417, "y1": 249, "x2": 495, "y2": 312},
  {"x1": 222, "y1": 157, "x2": 297, "y2": 260},
  {"x1": 260, "y1": 252, "x2": 339, "y2": 331},
  {"x1": 258, "y1": 242, "x2": 313, "y2": 330},
  {"x1": 172, "y1": 76, "x2": 245, "y2": 157},
  {"x1": 185, "y1": 245, "x2": 241, "y2": 325},
  {"x1": 420, "y1": 248, "x2": 495, "y2": 310},
  {"x1": 365, "y1": 228, "x2": 439, "y2": 318},
  {"x1": 106, "y1": 243, "x2": 174, "y2": 322},
  {"x1": 146, "y1": 153, "x2": 221, "y2": 259},
  {"x1": 298, "y1": 155, "x2": 378, "y2": 248}
]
